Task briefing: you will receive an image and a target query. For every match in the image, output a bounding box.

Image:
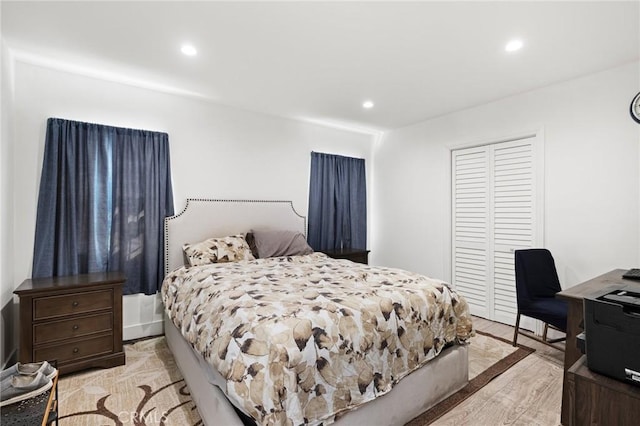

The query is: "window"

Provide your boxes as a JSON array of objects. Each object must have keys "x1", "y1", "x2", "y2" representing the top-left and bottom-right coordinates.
[
  {"x1": 307, "y1": 152, "x2": 367, "y2": 251},
  {"x1": 32, "y1": 118, "x2": 174, "y2": 295}
]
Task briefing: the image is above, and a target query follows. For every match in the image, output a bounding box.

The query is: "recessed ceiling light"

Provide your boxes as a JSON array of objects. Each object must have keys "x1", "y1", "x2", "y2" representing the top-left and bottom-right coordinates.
[
  {"x1": 181, "y1": 44, "x2": 197, "y2": 56},
  {"x1": 362, "y1": 100, "x2": 374, "y2": 109},
  {"x1": 505, "y1": 39, "x2": 523, "y2": 53}
]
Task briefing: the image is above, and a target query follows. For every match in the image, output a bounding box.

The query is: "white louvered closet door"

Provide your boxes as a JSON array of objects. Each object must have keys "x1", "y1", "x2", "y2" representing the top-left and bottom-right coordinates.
[
  {"x1": 451, "y1": 147, "x2": 490, "y2": 319},
  {"x1": 452, "y1": 135, "x2": 542, "y2": 325}
]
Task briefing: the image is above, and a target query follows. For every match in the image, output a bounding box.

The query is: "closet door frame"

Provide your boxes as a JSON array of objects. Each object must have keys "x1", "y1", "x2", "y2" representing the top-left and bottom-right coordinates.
[{"x1": 445, "y1": 128, "x2": 545, "y2": 328}]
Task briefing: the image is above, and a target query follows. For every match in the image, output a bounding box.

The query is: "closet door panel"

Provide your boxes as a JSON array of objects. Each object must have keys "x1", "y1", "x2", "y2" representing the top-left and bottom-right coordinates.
[
  {"x1": 452, "y1": 147, "x2": 489, "y2": 318},
  {"x1": 492, "y1": 139, "x2": 536, "y2": 324}
]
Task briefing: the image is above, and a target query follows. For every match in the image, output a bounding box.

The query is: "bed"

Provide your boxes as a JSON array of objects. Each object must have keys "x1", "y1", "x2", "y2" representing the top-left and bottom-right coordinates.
[{"x1": 161, "y1": 199, "x2": 473, "y2": 426}]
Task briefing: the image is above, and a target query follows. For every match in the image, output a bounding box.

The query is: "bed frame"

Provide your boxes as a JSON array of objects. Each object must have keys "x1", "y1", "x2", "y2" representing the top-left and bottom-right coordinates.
[{"x1": 163, "y1": 198, "x2": 468, "y2": 425}]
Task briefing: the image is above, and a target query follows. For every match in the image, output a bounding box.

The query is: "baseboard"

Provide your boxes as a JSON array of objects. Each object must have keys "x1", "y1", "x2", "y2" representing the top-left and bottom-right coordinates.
[{"x1": 123, "y1": 319, "x2": 164, "y2": 341}]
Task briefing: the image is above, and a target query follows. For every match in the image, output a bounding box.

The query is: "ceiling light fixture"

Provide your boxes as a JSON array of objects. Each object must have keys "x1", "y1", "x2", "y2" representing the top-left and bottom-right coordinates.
[
  {"x1": 181, "y1": 44, "x2": 197, "y2": 56},
  {"x1": 505, "y1": 39, "x2": 523, "y2": 53},
  {"x1": 362, "y1": 100, "x2": 374, "y2": 109}
]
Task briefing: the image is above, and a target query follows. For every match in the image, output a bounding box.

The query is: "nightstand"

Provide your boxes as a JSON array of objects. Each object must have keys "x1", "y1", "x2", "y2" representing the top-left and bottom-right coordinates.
[
  {"x1": 14, "y1": 272, "x2": 126, "y2": 375},
  {"x1": 321, "y1": 248, "x2": 369, "y2": 265}
]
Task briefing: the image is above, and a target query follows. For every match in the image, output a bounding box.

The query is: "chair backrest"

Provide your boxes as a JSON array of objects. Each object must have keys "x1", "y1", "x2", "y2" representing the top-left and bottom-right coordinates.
[{"x1": 514, "y1": 249, "x2": 562, "y2": 303}]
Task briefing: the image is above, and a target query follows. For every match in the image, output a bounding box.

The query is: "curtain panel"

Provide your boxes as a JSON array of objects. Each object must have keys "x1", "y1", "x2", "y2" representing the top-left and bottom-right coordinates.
[
  {"x1": 308, "y1": 152, "x2": 367, "y2": 251},
  {"x1": 32, "y1": 118, "x2": 174, "y2": 295}
]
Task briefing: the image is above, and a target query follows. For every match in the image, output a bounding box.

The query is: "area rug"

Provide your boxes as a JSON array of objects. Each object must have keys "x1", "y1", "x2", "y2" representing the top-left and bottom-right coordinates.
[
  {"x1": 58, "y1": 331, "x2": 533, "y2": 425},
  {"x1": 57, "y1": 337, "x2": 201, "y2": 425},
  {"x1": 406, "y1": 330, "x2": 535, "y2": 425}
]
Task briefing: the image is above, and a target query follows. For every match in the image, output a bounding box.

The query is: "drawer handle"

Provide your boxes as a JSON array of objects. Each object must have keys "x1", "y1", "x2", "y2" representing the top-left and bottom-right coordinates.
[
  {"x1": 72, "y1": 301, "x2": 79, "y2": 307},
  {"x1": 72, "y1": 325, "x2": 79, "y2": 331},
  {"x1": 73, "y1": 347, "x2": 79, "y2": 354}
]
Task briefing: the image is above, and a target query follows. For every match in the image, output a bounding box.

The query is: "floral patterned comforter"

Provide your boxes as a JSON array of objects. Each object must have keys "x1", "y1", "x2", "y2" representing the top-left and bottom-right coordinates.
[{"x1": 161, "y1": 253, "x2": 473, "y2": 425}]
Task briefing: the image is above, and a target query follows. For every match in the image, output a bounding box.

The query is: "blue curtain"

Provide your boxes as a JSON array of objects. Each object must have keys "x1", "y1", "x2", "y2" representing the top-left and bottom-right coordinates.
[
  {"x1": 32, "y1": 118, "x2": 174, "y2": 295},
  {"x1": 308, "y1": 152, "x2": 367, "y2": 251}
]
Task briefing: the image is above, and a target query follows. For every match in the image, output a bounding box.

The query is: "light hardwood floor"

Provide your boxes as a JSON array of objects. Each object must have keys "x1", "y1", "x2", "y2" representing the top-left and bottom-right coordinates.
[{"x1": 433, "y1": 317, "x2": 565, "y2": 426}]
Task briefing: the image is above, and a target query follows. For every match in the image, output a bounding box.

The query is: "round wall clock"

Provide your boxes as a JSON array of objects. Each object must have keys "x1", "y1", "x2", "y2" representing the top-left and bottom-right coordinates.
[{"x1": 631, "y1": 92, "x2": 640, "y2": 124}]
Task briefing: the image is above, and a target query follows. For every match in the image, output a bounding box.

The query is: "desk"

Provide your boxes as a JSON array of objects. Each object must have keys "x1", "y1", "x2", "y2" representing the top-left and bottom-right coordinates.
[
  {"x1": 556, "y1": 269, "x2": 640, "y2": 425},
  {"x1": 567, "y1": 356, "x2": 640, "y2": 425}
]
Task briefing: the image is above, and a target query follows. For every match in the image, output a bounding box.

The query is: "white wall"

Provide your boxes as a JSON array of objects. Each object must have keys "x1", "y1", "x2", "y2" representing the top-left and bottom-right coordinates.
[
  {"x1": 373, "y1": 61, "x2": 640, "y2": 290},
  {"x1": 1, "y1": 40, "x2": 17, "y2": 368},
  {"x1": 11, "y1": 60, "x2": 374, "y2": 341},
  {"x1": 8, "y1": 52, "x2": 639, "y2": 355}
]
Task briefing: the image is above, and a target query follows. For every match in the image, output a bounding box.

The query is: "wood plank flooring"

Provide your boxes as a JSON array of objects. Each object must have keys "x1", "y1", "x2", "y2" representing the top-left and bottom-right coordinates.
[{"x1": 433, "y1": 317, "x2": 564, "y2": 426}]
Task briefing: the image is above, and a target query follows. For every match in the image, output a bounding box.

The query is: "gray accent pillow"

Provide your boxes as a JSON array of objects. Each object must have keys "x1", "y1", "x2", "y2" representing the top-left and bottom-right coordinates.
[{"x1": 251, "y1": 229, "x2": 314, "y2": 258}]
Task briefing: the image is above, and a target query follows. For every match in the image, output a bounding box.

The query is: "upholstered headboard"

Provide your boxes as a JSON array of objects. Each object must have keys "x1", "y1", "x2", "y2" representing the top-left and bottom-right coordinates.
[{"x1": 164, "y1": 199, "x2": 306, "y2": 275}]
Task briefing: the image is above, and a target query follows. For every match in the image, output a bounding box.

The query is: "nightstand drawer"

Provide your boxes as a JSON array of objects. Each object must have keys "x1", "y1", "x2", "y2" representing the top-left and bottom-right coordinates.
[
  {"x1": 34, "y1": 312, "x2": 113, "y2": 344},
  {"x1": 35, "y1": 334, "x2": 114, "y2": 364},
  {"x1": 33, "y1": 289, "x2": 113, "y2": 320}
]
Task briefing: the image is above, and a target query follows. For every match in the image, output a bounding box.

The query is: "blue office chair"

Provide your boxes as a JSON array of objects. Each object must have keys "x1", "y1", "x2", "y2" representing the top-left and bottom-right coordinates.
[{"x1": 513, "y1": 248, "x2": 567, "y2": 350}]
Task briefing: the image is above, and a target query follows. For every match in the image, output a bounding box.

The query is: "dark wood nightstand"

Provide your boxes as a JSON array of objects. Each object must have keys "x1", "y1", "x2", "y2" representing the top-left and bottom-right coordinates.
[
  {"x1": 14, "y1": 272, "x2": 126, "y2": 375},
  {"x1": 321, "y1": 248, "x2": 369, "y2": 265}
]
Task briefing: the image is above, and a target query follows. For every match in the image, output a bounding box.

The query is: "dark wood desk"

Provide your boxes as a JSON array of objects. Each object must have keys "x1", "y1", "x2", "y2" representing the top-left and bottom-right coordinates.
[
  {"x1": 567, "y1": 356, "x2": 640, "y2": 425},
  {"x1": 556, "y1": 269, "x2": 640, "y2": 425}
]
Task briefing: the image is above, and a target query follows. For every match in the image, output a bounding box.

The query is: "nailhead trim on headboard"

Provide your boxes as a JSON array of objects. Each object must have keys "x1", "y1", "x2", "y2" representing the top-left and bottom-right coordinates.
[{"x1": 164, "y1": 198, "x2": 306, "y2": 276}]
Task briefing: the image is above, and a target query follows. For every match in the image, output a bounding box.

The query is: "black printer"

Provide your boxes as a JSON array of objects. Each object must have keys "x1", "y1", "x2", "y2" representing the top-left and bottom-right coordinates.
[{"x1": 584, "y1": 287, "x2": 640, "y2": 386}]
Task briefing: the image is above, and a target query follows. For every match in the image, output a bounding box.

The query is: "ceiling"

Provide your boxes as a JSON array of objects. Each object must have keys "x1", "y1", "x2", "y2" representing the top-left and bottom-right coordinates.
[{"x1": 2, "y1": 1, "x2": 639, "y2": 134}]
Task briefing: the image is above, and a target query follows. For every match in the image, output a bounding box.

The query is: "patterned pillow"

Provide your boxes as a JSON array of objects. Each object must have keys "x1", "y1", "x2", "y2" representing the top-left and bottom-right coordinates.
[{"x1": 183, "y1": 234, "x2": 255, "y2": 266}]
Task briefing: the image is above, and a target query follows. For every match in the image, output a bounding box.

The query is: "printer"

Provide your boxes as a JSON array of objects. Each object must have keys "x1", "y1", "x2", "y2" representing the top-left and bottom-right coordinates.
[{"x1": 584, "y1": 287, "x2": 640, "y2": 386}]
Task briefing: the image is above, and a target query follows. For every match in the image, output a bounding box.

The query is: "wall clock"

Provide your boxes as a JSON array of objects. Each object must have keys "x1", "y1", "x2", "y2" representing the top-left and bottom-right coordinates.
[{"x1": 631, "y1": 92, "x2": 640, "y2": 124}]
